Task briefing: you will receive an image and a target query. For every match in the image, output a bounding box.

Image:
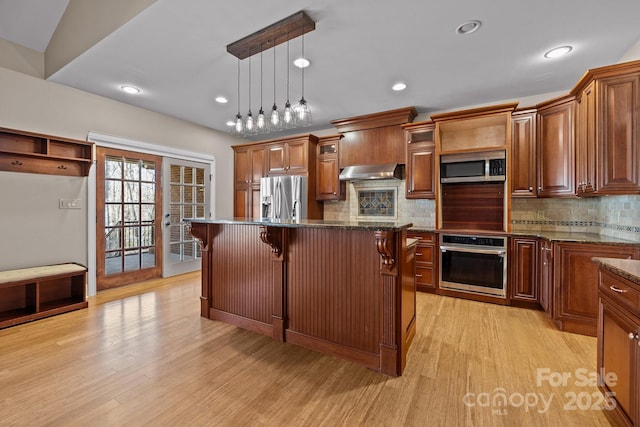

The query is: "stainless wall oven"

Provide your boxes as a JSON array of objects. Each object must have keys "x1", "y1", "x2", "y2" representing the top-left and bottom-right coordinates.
[{"x1": 439, "y1": 234, "x2": 507, "y2": 298}]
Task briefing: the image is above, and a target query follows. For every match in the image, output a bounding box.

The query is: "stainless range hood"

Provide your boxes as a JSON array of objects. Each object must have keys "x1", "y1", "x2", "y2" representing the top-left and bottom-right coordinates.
[{"x1": 339, "y1": 164, "x2": 404, "y2": 181}]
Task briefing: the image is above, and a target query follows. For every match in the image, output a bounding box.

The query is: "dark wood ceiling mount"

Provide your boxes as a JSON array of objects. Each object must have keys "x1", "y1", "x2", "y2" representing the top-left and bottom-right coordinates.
[{"x1": 226, "y1": 11, "x2": 316, "y2": 59}]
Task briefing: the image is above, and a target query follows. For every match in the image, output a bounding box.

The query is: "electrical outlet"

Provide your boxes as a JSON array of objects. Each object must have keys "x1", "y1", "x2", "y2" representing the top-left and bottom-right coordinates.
[
  {"x1": 59, "y1": 198, "x2": 81, "y2": 209},
  {"x1": 536, "y1": 210, "x2": 544, "y2": 219}
]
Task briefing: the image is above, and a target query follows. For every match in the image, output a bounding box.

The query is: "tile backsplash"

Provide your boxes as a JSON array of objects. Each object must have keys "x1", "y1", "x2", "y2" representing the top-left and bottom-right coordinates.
[{"x1": 323, "y1": 179, "x2": 639, "y2": 242}]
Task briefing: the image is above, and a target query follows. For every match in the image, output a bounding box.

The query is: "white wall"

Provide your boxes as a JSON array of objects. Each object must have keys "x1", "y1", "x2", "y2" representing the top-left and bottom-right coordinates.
[{"x1": 0, "y1": 66, "x2": 240, "y2": 271}]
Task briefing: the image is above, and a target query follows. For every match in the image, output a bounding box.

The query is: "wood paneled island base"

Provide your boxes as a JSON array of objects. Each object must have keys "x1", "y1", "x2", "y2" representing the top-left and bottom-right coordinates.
[{"x1": 187, "y1": 219, "x2": 416, "y2": 377}]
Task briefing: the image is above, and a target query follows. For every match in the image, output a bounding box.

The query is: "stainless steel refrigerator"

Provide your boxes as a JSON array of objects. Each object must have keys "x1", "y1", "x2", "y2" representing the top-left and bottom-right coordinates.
[{"x1": 259, "y1": 175, "x2": 308, "y2": 221}]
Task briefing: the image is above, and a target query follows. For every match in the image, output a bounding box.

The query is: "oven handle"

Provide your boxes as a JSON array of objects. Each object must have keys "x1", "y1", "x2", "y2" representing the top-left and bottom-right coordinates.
[{"x1": 440, "y1": 245, "x2": 506, "y2": 256}]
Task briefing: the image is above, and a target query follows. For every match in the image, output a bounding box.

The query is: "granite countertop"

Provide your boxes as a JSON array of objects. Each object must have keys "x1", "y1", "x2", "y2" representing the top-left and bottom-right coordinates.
[
  {"x1": 186, "y1": 218, "x2": 413, "y2": 231},
  {"x1": 592, "y1": 257, "x2": 640, "y2": 285},
  {"x1": 407, "y1": 226, "x2": 638, "y2": 246}
]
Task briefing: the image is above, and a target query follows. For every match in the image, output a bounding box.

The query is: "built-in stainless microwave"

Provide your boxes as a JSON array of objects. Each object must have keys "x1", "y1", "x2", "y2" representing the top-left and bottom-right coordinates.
[{"x1": 440, "y1": 150, "x2": 506, "y2": 183}]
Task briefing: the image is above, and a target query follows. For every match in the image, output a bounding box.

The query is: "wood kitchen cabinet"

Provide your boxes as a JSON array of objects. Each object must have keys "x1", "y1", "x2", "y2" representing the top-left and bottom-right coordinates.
[
  {"x1": 316, "y1": 135, "x2": 345, "y2": 201},
  {"x1": 233, "y1": 144, "x2": 265, "y2": 219},
  {"x1": 539, "y1": 239, "x2": 553, "y2": 314},
  {"x1": 597, "y1": 267, "x2": 640, "y2": 426},
  {"x1": 572, "y1": 60, "x2": 640, "y2": 196},
  {"x1": 553, "y1": 242, "x2": 640, "y2": 336},
  {"x1": 403, "y1": 121, "x2": 436, "y2": 199},
  {"x1": 406, "y1": 231, "x2": 437, "y2": 293},
  {"x1": 266, "y1": 136, "x2": 311, "y2": 176},
  {"x1": 232, "y1": 134, "x2": 322, "y2": 219},
  {"x1": 331, "y1": 107, "x2": 417, "y2": 168},
  {"x1": 536, "y1": 96, "x2": 576, "y2": 197},
  {"x1": 510, "y1": 109, "x2": 537, "y2": 197},
  {"x1": 576, "y1": 80, "x2": 597, "y2": 196},
  {"x1": 508, "y1": 237, "x2": 539, "y2": 307}
]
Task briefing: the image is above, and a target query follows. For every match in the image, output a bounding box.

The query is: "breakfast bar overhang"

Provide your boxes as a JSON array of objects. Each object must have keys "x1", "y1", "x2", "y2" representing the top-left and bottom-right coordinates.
[{"x1": 187, "y1": 219, "x2": 416, "y2": 377}]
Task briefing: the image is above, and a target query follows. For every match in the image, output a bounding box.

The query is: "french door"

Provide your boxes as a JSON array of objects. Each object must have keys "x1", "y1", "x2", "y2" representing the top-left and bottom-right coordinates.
[
  {"x1": 96, "y1": 147, "x2": 162, "y2": 290},
  {"x1": 162, "y1": 158, "x2": 210, "y2": 277}
]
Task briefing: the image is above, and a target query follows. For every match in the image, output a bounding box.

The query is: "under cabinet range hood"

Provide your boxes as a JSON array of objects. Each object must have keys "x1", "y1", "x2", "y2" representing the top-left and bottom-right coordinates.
[{"x1": 339, "y1": 164, "x2": 404, "y2": 181}]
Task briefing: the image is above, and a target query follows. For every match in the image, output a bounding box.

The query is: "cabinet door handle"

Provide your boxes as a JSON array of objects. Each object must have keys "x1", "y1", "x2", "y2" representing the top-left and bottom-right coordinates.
[
  {"x1": 538, "y1": 186, "x2": 542, "y2": 191},
  {"x1": 629, "y1": 332, "x2": 637, "y2": 340},
  {"x1": 528, "y1": 187, "x2": 533, "y2": 191},
  {"x1": 333, "y1": 192, "x2": 336, "y2": 195},
  {"x1": 610, "y1": 285, "x2": 627, "y2": 294}
]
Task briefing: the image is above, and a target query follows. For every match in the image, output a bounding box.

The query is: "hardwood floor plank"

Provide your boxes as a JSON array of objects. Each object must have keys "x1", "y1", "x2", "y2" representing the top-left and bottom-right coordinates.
[{"x1": 0, "y1": 272, "x2": 614, "y2": 426}]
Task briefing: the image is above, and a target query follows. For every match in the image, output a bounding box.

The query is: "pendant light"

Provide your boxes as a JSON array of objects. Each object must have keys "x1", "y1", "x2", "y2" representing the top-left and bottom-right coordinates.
[
  {"x1": 244, "y1": 56, "x2": 256, "y2": 135},
  {"x1": 282, "y1": 34, "x2": 296, "y2": 128},
  {"x1": 269, "y1": 42, "x2": 282, "y2": 131},
  {"x1": 295, "y1": 24, "x2": 312, "y2": 126},
  {"x1": 231, "y1": 58, "x2": 244, "y2": 135},
  {"x1": 256, "y1": 46, "x2": 267, "y2": 133}
]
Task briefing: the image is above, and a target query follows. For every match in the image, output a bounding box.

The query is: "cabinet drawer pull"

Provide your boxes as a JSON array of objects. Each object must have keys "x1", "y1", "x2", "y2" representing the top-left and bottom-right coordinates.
[
  {"x1": 11, "y1": 160, "x2": 23, "y2": 166},
  {"x1": 58, "y1": 164, "x2": 67, "y2": 170},
  {"x1": 416, "y1": 274, "x2": 423, "y2": 278},
  {"x1": 416, "y1": 252, "x2": 423, "y2": 256},
  {"x1": 610, "y1": 285, "x2": 628, "y2": 294}
]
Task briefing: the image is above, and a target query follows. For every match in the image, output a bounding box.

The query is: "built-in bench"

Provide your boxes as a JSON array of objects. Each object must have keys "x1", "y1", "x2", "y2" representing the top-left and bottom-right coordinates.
[{"x1": 0, "y1": 263, "x2": 88, "y2": 329}]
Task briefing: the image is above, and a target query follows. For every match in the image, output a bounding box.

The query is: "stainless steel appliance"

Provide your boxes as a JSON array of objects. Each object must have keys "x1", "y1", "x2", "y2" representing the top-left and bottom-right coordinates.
[
  {"x1": 440, "y1": 149, "x2": 506, "y2": 183},
  {"x1": 439, "y1": 234, "x2": 507, "y2": 297},
  {"x1": 260, "y1": 175, "x2": 307, "y2": 221}
]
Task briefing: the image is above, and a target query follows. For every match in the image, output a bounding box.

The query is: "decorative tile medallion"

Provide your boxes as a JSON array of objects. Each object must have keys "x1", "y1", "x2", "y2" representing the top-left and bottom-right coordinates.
[{"x1": 358, "y1": 189, "x2": 396, "y2": 217}]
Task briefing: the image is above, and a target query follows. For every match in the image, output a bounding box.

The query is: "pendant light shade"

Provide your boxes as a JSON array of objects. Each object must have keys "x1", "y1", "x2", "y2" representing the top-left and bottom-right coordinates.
[
  {"x1": 244, "y1": 57, "x2": 256, "y2": 135},
  {"x1": 269, "y1": 43, "x2": 282, "y2": 131},
  {"x1": 295, "y1": 25, "x2": 312, "y2": 126},
  {"x1": 231, "y1": 58, "x2": 244, "y2": 135},
  {"x1": 282, "y1": 36, "x2": 296, "y2": 129}
]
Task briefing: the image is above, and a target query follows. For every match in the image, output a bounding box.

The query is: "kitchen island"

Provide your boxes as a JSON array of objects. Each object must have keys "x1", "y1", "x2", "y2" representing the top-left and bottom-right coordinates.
[{"x1": 186, "y1": 218, "x2": 416, "y2": 377}]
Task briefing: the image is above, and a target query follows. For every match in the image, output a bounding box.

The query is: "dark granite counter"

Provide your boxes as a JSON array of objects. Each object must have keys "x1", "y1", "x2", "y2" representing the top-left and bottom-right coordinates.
[
  {"x1": 186, "y1": 218, "x2": 413, "y2": 231},
  {"x1": 593, "y1": 257, "x2": 640, "y2": 285},
  {"x1": 406, "y1": 226, "x2": 638, "y2": 246}
]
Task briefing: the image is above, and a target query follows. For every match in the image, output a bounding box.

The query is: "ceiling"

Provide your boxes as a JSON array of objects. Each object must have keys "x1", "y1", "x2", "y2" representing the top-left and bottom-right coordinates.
[{"x1": 2, "y1": 0, "x2": 640, "y2": 142}]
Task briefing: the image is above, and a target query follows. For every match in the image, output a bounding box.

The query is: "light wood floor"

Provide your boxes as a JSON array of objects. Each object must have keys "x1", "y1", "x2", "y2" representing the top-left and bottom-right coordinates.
[{"x1": 0, "y1": 272, "x2": 614, "y2": 426}]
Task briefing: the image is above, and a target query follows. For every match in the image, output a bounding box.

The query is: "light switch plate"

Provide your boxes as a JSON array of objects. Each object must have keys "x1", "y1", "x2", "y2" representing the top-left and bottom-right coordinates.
[{"x1": 59, "y1": 198, "x2": 81, "y2": 209}]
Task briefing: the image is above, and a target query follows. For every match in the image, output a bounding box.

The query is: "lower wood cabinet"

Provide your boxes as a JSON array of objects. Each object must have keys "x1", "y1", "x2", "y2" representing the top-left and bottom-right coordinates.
[
  {"x1": 597, "y1": 268, "x2": 640, "y2": 426},
  {"x1": 406, "y1": 231, "x2": 436, "y2": 293},
  {"x1": 508, "y1": 237, "x2": 539, "y2": 307},
  {"x1": 554, "y1": 242, "x2": 640, "y2": 336}
]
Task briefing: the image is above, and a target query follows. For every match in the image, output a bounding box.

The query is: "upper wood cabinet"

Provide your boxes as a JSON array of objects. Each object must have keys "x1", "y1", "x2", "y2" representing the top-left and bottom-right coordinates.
[
  {"x1": 431, "y1": 103, "x2": 517, "y2": 154},
  {"x1": 403, "y1": 121, "x2": 435, "y2": 199},
  {"x1": 234, "y1": 145, "x2": 265, "y2": 186},
  {"x1": 266, "y1": 137, "x2": 310, "y2": 176},
  {"x1": 331, "y1": 107, "x2": 417, "y2": 168},
  {"x1": 536, "y1": 96, "x2": 576, "y2": 197},
  {"x1": 0, "y1": 127, "x2": 94, "y2": 177},
  {"x1": 572, "y1": 60, "x2": 640, "y2": 196},
  {"x1": 510, "y1": 109, "x2": 537, "y2": 197},
  {"x1": 232, "y1": 134, "x2": 322, "y2": 219},
  {"x1": 597, "y1": 72, "x2": 640, "y2": 193},
  {"x1": 316, "y1": 135, "x2": 345, "y2": 201}
]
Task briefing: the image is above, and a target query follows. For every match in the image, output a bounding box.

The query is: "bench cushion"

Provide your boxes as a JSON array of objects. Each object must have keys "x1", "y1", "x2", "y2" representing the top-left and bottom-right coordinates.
[{"x1": 0, "y1": 263, "x2": 86, "y2": 284}]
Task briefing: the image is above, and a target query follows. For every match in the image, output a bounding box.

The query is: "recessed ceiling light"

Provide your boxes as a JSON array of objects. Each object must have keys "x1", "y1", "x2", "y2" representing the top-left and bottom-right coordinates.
[
  {"x1": 226, "y1": 120, "x2": 235, "y2": 127},
  {"x1": 456, "y1": 20, "x2": 481, "y2": 35},
  {"x1": 293, "y1": 57, "x2": 310, "y2": 68},
  {"x1": 215, "y1": 96, "x2": 228, "y2": 104},
  {"x1": 120, "y1": 85, "x2": 141, "y2": 94},
  {"x1": 392, "y1": 82, "x2": 407, "y2": 91},
  {"x1": 544, "y1": 45, "x2": 573, "y2": 59}
]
